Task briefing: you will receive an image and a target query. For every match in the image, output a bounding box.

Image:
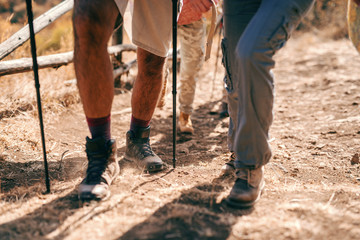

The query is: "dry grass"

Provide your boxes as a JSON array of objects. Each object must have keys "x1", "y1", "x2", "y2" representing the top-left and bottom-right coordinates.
[
  {"x1": 1, "y1": 1, "x2": 360, "y2": 239},
  {"x1": 0, "y1": 7, "x2": 78, "y2": 169},
  {"x1": 0, "y1": 0, "x2": 349, "y2": 118},
  {"x1": 0, "y1": 8, "x2": 77, "y2": 116}
]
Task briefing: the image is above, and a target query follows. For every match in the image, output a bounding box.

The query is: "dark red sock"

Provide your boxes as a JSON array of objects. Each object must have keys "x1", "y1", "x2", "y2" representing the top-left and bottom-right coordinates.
[
  {"x1": 130, "y1": 115, "x2": 150, "y2": 131},
  {"x1": 86, "y1": 114, "x2": 111, "y2": 140}
]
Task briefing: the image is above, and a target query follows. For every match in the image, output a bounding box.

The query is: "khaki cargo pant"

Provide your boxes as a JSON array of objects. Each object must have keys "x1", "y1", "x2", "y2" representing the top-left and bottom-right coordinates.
[
  {"x1": 178, "y1": 19, "x2": 206, "y2": 115},
  {"x1": 114, "y1": 0, "x2": 173, "y2": 57}
]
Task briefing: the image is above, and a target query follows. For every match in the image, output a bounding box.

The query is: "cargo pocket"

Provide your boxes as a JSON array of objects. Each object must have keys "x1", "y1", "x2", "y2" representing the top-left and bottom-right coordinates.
[
  {"x1": 221, "y1": 38, "x2": 233, "y2": 92},
  {"x1": 268, "y1": 5, "x2": 305, "y2": 53},
  {"x1": 267, "y1": 18, "x2": 290, "y2": 54}
]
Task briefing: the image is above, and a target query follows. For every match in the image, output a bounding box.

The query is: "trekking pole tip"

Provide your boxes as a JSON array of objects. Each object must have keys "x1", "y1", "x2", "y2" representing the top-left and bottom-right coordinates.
[{"x1": 172, "y1": 158, "x2": 176, "y2": 168}]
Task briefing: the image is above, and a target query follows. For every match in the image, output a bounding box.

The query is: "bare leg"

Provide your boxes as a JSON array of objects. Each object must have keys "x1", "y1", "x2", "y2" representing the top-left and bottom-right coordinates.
[
  {"x1": 131, "y1": 48, "x2": 165, "y2": 121},
  {"x1": 73, "y1": 0, "x2": 119, "y2": 118},
  {"x1": 73, "y1": 0, "x2": 120, "y2": 201},
  {"x1": 125, "y1": 48, "x2": 166, "y2": 173}
]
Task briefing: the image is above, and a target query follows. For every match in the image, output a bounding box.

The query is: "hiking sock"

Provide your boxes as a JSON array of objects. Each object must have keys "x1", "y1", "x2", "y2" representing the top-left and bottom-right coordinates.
[
  {"x1": 130, "y1": 115, "x2": 150, "y2": 133},
  {"x1": 86, "y1": 114, "x2": 111, "y2": 140}
]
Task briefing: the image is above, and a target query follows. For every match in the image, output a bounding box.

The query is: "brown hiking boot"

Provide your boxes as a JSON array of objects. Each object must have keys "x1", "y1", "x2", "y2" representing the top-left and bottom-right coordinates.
[
  {"x1": 221, "y1": 152, "x2": 236, "y2": 174},
  {"x1": 179, "y1": 112, "x2": 194, "y2": 134},
  {"x1": 226, "y1": 166, "x2": 265, "y2": 208},
  {"x1": 78, "y1": 137, "x2": 120, "y2": 201},
  {"x1": 125, "y1": 126, "x2": 164, "y2": 172},
  {"x1": 219, "y1": 102, "x2": 229, "y2": 119}
]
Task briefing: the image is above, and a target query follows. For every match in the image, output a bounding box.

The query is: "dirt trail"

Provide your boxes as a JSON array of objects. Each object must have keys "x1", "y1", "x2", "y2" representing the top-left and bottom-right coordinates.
[{"x1": 0, "y1": 33, "x2": 360, "y2": 239}]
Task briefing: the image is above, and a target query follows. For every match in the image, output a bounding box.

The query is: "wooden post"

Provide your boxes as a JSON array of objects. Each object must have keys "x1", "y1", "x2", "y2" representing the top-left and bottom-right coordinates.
[
  {"x1": 112, "y1": 27, "x2": 123, "y2": 63},
  {"x1": 112, "y1": 15, "x2": 124, "y2": 87}
]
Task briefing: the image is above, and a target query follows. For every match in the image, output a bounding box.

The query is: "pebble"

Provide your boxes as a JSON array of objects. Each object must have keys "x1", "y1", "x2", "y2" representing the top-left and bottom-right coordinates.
[
  {"x1": 319, "y1": 162, "x2": 326, "y2": 169},
  {"x1": 351, "y1": 153, "x2": 359, "y2": 165}
]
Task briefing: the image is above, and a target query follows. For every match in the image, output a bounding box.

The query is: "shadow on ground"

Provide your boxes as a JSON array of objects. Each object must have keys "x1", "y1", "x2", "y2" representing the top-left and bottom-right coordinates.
[
  {"x1": 0, "y1": 157, "x2": 85, "y2": 200},
  {"x1": 118, "y1": 176, "x2": 252, "y2": 240},
  {"x1": 116, "y1": 99, "x2": 230, "y2": 172}
]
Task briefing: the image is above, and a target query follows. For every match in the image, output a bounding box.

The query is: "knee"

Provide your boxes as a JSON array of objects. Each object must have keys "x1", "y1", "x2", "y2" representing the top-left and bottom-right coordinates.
[
  {"x1": 236, "y1": 44, "x2": 256, "y2": 65},
  {"x1": 236, "y1": 41, "x2": 274, "y2": 69},
  {"x1": 73, "y1": 0, "x2": 113, "y2": 45}
]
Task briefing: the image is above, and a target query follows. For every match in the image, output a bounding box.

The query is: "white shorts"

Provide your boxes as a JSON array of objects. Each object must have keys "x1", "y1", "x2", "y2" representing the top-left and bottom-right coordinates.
[{"x1": 114, "y1": 0, "x2": 173, "y2": 57}]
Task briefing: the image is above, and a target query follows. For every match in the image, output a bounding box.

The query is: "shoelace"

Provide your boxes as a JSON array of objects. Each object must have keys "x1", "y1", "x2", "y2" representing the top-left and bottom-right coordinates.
[
  {"x1": 85, "y1": 151, "x2": 109, "y2": 183},
  {"x1": 140, "y1": 140, "x2": 155, "y2": 157}
]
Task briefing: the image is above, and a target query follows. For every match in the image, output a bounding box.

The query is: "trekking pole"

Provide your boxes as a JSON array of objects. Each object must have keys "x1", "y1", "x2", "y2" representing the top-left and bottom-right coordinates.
[
  {"x1": 172, "y1": 0, "x2": 178, "y2": 168},
  {"x1": 25, "y1": 0, "x2": 51, "y2": 193}
]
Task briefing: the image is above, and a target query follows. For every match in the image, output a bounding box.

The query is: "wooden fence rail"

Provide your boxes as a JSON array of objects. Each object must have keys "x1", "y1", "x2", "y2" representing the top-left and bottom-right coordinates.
[
  {"x1": 0, "y1": 44, "x2": 137, "y2": 76},
  {"x1": 0, "y1": 0, "x2": 74, "y2": 60}
]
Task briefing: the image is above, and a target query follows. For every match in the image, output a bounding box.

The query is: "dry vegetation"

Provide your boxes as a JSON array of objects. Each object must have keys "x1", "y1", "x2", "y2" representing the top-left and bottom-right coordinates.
[
  {"x1": 0, "y1": 0, "x2": 349, "y2": 121},
  {"x1": 1, "y1": 0, "x2": 360, "y2": 239}
]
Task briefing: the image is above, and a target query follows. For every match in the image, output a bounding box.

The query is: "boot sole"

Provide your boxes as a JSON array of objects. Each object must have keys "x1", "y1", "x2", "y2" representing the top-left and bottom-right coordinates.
[
  {"x1": 225, "y1": 193, "x2": 260, "y2": 209},
  {"x1": 178, "y1": 126, "x2": 194, "y2": 134},
  {"x1": 225, "y1": 182, "x2": 265, "y2": 209},
  {"x1": 78, "y1": 166, "x2": 120, "y2": 201},
  {"x1": 124, "y1": 154, "x2": 164, "y2": 173},
  {"x1": 79, "y1": 191, "x2": 111, "y2": 202}
]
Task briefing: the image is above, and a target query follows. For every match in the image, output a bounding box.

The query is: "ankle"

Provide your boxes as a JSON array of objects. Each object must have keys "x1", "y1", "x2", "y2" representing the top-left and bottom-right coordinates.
[
  {"x1": 129, "y1": 125, "x2": 151, "y2": 140},
  {"x1": 86, "y1": 115, "x2": 111, "y2": 140},
  {"x1": 130, "y1": 115, "x2": 150, "y2": 131}
]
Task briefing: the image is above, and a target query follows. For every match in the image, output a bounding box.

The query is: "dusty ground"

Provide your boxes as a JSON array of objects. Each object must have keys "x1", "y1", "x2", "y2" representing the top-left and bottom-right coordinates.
[{"x1": 1, "y1": 31, "x2": 360, "y2": 239}]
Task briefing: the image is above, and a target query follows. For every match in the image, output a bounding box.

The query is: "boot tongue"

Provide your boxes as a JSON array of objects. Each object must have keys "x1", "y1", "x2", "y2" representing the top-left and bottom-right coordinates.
[
  {"x1": 182, "y1": 113, "x2": 190, "y2": 121},
  {"x1": 235, "y1": 168, "x2": 249, "y2": 181},
  {"x1": 86, "y1": 137, "x2": 107, "y2": 152}
]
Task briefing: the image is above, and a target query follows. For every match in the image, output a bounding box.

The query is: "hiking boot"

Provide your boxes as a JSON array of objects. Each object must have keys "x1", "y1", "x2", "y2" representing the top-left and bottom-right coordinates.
[
  {"x1": 179, "y1": 112, "x2": 194, "y2": 134},
  {"x1": 78, "y1": 137, "x2": 120, "y2": 201},
  {"x1": 226, "y1": 166, "x2": 265, "y2": 208},
  {"x1": 221, "y1": 152, "x2": 236, "y2": 174},
  {"x1": 219, "y1": 102, "x2": 229, "y2": 119},
  {"x1": 125, "y1": 126, "x2": 164, "y2": 172}
]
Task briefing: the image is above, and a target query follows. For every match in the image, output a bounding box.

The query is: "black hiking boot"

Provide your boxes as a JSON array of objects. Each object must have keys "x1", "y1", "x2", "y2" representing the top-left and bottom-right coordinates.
[
  {"x1": 226, "y1": 166, "x2": 265, "y2": 208},
  {"x1": 124, "y1": 126, "x2": 164, "y2": 173},
  {"x1": 78, "y1": 137, "x2": 120, "y2": 201}
]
